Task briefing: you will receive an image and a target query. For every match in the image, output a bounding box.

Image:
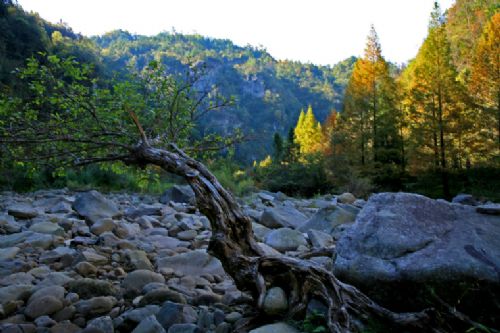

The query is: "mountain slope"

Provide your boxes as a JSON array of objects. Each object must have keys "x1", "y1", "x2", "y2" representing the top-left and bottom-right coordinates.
[{"x1": 92, "y1": 31, "x2": 355, "y2": 161}]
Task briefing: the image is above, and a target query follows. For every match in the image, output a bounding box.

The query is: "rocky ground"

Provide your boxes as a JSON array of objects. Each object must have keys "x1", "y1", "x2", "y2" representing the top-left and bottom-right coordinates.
[{"x1": 0, "y1": 186, "x2": 498, "y2": 333}]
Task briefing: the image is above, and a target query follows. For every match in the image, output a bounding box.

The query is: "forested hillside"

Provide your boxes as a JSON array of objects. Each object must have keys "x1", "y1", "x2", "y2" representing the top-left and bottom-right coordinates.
[
  {"x1": 91, "y1": 31, "x2": 354, "y2": 160},
  {"x1": 0, "y1": 0, "x2": 356, "y2": 162}
]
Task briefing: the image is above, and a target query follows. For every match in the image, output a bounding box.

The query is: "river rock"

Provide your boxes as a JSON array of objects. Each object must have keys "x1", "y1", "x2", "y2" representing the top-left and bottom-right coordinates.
[
  {"x1": 0, "y1": 214, "x2": 21, "y2": 234},
  {"x1": 0, "y1": 247, "x2": 19, "y2": 260},
  {"x1": 0, "y1": 284, "x2": 33, "y2": 306},
  {"x1": 259, "y1": 205, "x2": 307, "y2": 229},
  {"x1": 249, "y1": 322, "x2": 300, "y2": 333},
  {"x1": 156, "y1": 301, "x2": 195, "y2": 330},
  {"x1": 132, "y1": 315, "x2": 166, "y2": 333},
  {"x1": 74, "y1": 296, "x2": 117, "y2": 317},
  {"x1": 67, "y1": 278, "x2": 117, "y2": 299},
  {"x1": 125, "y1": 250, "x2": 154, "y2": 271},
  {"x1": 334, "y1": 192, "x2": 500, "y2": 313},
  {"x1": 299, "y1": 206, "x2": 356, "y2": 235},
  {"x1": 452, "y1": 193, "x2": 476, "y2": 205},
  {"x1": 337, "y1": 192, "x2": 356, "y2": 204},
  {"x1": 262, "y1": 287, "x2": 288, "y2": 315},
  {"x1": 159, "y1": 186, "x2": 195, "y2": 205},
  {"x1": 264, "y1": 228, "x2": 307, "y2": 252},
  {"x1": 25, "y1": 295, "x2": 63, "y2": 319},
  {"x1": 73, "y1": 191, "x2": 119, "y2": 223},
  {"x1": 7, "y1": 203, "x2": 38, "y2": 219},
  {"x1": 28, "y1": 222, "x2": 64, "y2": 236},
  {"x1": 123, "y1": 270, "x2": 165, "y2": 296},
  {"x1": 156, "y1": 250, "x2": 224, "y2": 277}
]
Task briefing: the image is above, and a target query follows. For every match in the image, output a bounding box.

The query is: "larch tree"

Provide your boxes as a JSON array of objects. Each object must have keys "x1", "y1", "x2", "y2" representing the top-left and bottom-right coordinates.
[
  {"x1": 293, "y1": 105, "x2": 323, "y2": 156},
  {"x1": 402, "y1": 3, "x2": 467, "y2": 197},
  {"x1": 342, "y1": 25, "x2": 402, "y2": 170},
  {"x1": 469, "y1": 12, "x2": 500, "y2": 151}
]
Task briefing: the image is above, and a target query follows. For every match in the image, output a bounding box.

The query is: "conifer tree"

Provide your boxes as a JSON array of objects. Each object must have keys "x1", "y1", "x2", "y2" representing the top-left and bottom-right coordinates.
[
  {"x1": 293, "y1": 105, "x2": 323, "y2": 156},
  {"x1": 469, "y1": 13, "x2": 499, "y2": 150},
  {"x1": 342, "y1": 25, "x2": 401, "y2": 169}
]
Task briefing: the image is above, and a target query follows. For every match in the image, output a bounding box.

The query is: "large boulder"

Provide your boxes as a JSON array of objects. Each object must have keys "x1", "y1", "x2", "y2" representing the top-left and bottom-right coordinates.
[
  {"x1": 159, "y1": 185, "x2": 195, "y2": 205},
  {"x1": 334, "y1": 192, "x2": 500, "y2": 317},
  {"x1": 259, "y1": 205, "x2": 308, "y2": 229},
  {"x1": 72, "y1": 190, "x2": 119, "y2": 223}
]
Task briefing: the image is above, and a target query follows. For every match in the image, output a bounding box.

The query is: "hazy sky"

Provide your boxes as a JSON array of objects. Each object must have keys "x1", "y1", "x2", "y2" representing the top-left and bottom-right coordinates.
[{"x1": 17, "y1": 0, "x2": 455, "y2": 66}]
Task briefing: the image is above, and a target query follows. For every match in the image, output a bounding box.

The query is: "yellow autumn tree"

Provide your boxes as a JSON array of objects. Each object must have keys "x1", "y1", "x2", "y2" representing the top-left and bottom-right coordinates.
[
  {"x1": 293, "y1": 105, "x2": 324, "y2": 156},
  {"x1": 469, "y1": 12, "x2": 500, "y2": 152}
]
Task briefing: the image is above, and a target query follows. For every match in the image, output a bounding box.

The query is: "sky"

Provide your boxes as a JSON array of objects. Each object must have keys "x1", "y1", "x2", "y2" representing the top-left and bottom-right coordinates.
[{"x1": 17, "y1": 0, "x2": 455, "y2": 66}]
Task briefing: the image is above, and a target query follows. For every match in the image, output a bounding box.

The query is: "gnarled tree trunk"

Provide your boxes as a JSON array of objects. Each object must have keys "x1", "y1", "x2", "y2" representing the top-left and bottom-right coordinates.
[{"x1": 131, "y1": 144, "x2": 439, "y2": 332}]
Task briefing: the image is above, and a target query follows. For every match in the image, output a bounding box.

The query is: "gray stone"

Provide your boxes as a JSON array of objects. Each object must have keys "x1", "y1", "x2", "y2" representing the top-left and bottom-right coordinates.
[
  {"x1": 81, "y1": 249, "x2": 108, "y2": 265},
  {"x1": 139, "y1": 288, "x2": 187, "y2": 306},
  {"x1": 251, "y1": 222, "x2": 271, "y2": 242},
  {"x1": 0, "y1": 272, "x2": 33, "y2": 286},
  {"x1": 156, "y1": 302, "x2": 192, "y2": 330},
  {"x1": 126, "y1": 250, "x2": 153, "y2": 271},
  {"x1": 7, "y1": 203, "x2": 38, "y2": 219},
  {"x1": 0, "y1": 247, "x2": 20, "y2": 260},
  {"x1": 159, "y1": 186, "x2": 195, "y2": 205},
  {"x1": 24, "y1": 295, "x2": 63, "y2": 319},
  {"x1": 168, "y1": 323, "x2": 200, "y2": 333},
  {"x1": 334, "y1": 192, "x2": 500, "y2": 310},
  {"x1": 39, "y1": 246, "x2": 77, "y2": 265},
  {"x1": 50, "y1": 322, "x2": 81, "y2": 333},
  {"x1": 307, "y1": 229, "x2": 334, "y2": 249},
  {"x1": 86, "y1": 316, "x2": 114, "y2": 333},
  {"x1": 257, "y1": 242, "x2": 282, "y2": 256},
  {"x1": 67, "y1": 278, "x2": 116, "y2": 299},
  {"x1": 224, "y1": 311, "x2": 242, "y2": 323},
  {"x1": 477, "y1": 203, "x2": 500, "y2": 215},
  {"x1": 249, "y1": 322, "x2": 300, "y2": 333},
  {"x1": 34, "y1": 315, "x2": 56, "y2": 327},
  {"x1": 120, "y1": 305, "x2": 160, "y2": 323},
  {"x1": 0, "y1": 284, "x2": 33, "y2": 306},
  {"x1": 337, "y1": 192, "x2": 356, "y2": 204},
  {"x1": 74, "y1": 296, "x2": 117, "y2": 317},
  {"x1": 259, "y1": 205, "x2": 307, "y2": 229},
  {"x1": 0, "y1": 231, "x2": 57, "y2": 250},
  {"x1": 90, "y1": 219, "x2": 116, "y2": 236},
  {"x1": 176, "y1": 230, "x2": 197, "y2": 241},
  {"x1": 132, "y1": 315, "x2": 166, "y2": 333},
  {"x1": 37, "y1": 272, "x2": 73, "y2": 287},
  {"x1": 28, "y1": 222, "x2": 64, "y2": 236},
  {"x1": 0, "y1": 214, "x2": 21, "y2": 234},
  {"x1": 73, "y1": 191, "x2": 119, "y2": 223},
  {"x1": 75, "y1": 261, "x2": 98, "y2": 276},
  {"x1": 157, "y1": 250, "x2": 224, "y2": 277},
  {"x1": 264, "y1": 228, "x2": 307, "y2": 252},
  {"x1": 452, "y1": 193, "x2": 477, "y2": 206},
  {"x1": 28, "y1": 286, "x2": 65, "y2": 306},
  {"x1": 123, "y1": 270, "x2": 165, "y2": 296},
  {"x1": 262, "y1": 287, "x2": 288, "y2": 315},
  {"x1": 299, "y1": 206, "x2": 356, "y2": 235},
  {"x1": 47, "y1": 201, "x2": 73, "y2": 214}
]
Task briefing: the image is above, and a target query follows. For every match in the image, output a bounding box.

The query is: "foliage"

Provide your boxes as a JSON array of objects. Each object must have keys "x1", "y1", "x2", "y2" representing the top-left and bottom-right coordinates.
[
  {"x1": 302, "y1": 311, "x2": 328, "y2": 333},
  {"x1": 294, "y1": 105, "x2": 324, "y2": 156}
]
